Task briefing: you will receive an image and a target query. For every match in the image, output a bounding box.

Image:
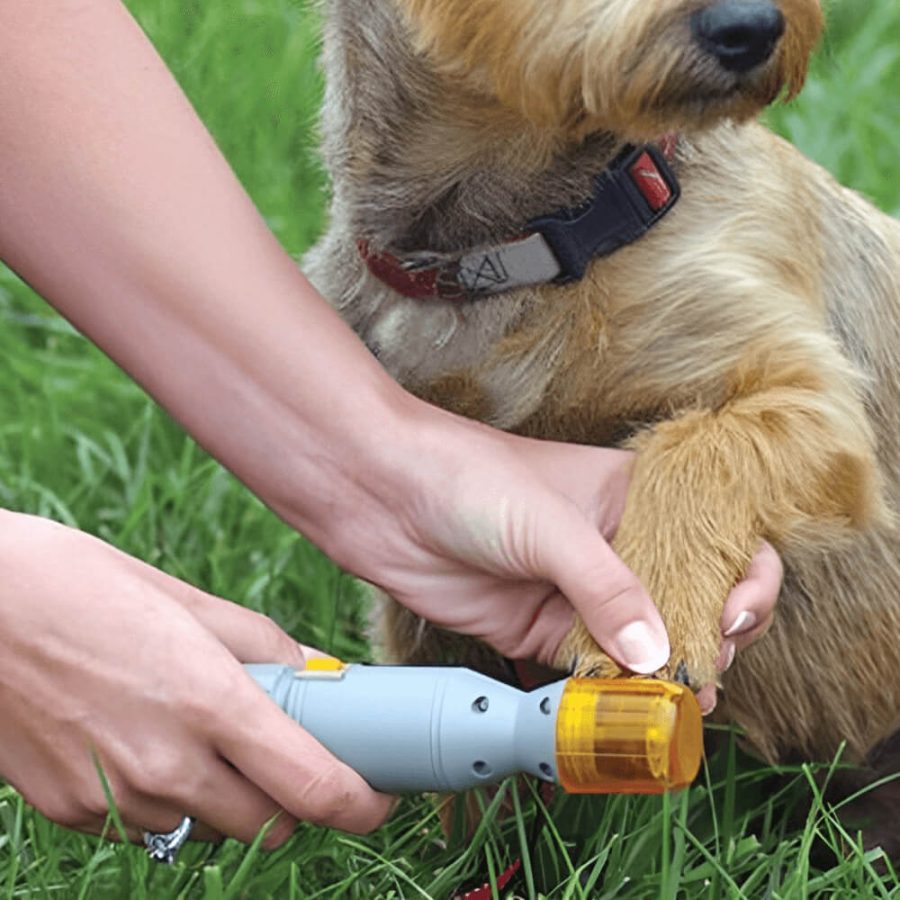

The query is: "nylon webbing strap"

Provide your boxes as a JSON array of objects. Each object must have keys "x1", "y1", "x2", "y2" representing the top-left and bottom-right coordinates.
[
  {"x1": 359, "y1": 139, "x2": 680, "y2": 302},
  {"x1": 456, "y1": 232, "x2": 561, "y2": 294}
]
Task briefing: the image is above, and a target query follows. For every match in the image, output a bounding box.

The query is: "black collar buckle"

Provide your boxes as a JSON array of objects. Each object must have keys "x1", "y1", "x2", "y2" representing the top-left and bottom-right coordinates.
[{"x1": 527, "y1": 143, "x2": 681, "y2": 284}]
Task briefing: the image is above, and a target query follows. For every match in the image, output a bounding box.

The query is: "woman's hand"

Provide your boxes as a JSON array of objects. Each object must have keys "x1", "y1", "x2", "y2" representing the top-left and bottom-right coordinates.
[
  {"x1": 317, "y1": 402, "x2": 782, "y2": 688},
  {"x1": 0, "y1": 510, "x2": 394, "y2": 846}
]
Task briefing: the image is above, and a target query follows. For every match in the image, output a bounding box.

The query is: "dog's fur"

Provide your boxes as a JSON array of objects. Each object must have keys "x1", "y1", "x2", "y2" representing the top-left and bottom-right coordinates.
[{"x1": 305, "y1": 0, "x2": 900, "y2": 850}]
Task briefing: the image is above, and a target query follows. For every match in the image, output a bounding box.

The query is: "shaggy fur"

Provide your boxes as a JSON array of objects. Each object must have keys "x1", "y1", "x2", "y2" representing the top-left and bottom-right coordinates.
[{"x1": 305, "y1": 0, "x2": 900, "y2": 851}]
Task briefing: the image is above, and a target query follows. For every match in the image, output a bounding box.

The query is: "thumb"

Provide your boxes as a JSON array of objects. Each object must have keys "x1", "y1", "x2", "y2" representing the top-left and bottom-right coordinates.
[{"x1": 537, "y1": 515, "x2": 670, "y2": 674}]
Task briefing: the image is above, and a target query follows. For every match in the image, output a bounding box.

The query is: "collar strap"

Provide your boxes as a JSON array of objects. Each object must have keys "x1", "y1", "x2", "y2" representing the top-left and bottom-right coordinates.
[{"x1": 359, "y1": 139, "x2": 680, "y2": 302}]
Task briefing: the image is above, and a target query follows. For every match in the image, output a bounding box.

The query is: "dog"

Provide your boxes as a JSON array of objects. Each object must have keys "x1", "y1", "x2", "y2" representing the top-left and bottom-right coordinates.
[{"x1": 304, "y1": 0, "x2": 900, "y2": 852}]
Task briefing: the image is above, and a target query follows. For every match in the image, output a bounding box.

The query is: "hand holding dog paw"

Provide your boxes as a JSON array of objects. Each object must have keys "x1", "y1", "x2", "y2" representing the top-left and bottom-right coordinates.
[
  {"x1": 326, "y1": 404, "x2": 777, "y2": 675},
  {"x1": 328, "y1": 403, "x2": 781, "y2": 701},
  {"x1": 0, "y1": 511, "x2": 394, "y2": 846}
]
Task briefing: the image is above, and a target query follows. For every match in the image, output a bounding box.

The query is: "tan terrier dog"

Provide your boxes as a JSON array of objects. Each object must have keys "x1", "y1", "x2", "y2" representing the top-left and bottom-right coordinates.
[{"x1": 305, "y1": 0, "x2": 900, "y2": 849}]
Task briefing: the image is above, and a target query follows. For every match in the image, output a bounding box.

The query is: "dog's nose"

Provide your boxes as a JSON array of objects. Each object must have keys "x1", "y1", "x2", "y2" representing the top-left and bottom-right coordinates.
[{"x1": 692, "y1": 1, "x2": 786, "y2": 73}]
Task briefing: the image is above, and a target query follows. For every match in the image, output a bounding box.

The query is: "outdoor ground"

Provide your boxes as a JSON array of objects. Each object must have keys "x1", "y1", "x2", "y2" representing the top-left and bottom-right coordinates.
[{"x1": 0, "y1": 1, "x2": 898, "y2": 897}]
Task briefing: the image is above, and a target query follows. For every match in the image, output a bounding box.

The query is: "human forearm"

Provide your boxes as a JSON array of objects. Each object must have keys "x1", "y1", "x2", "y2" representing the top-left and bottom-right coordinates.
[{"x1": 0, "y1": 0, "x2": 412, "y2": 556}]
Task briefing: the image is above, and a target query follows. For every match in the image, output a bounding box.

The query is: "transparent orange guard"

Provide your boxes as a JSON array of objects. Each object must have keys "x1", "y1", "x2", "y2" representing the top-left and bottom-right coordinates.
[{"x1": 555, "y1": 678, "x2": 703, "y2": 794}]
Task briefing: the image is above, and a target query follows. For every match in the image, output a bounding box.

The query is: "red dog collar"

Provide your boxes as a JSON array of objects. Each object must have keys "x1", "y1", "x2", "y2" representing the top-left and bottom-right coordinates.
[{"x1": 359, "y1": 137, "x2": 680, "y2": 302}]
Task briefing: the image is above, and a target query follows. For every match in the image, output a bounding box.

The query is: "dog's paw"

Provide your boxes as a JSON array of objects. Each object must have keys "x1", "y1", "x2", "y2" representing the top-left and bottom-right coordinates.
[
  {"x1": 553, "y1": 615, "x2": 722, "y2": 692},
  {"x1": 572, "y1": 652, "x2": 624, "y2": 680},
  {"x1": 553, "y1": 617, "x2": 626, "y2": 679},
  {"x1": 656, "y1": 612, "x2": 723, "y2": 692}
]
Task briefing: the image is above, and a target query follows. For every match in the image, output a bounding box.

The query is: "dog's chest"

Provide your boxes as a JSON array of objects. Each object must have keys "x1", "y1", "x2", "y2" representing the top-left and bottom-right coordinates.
[
  {"x1": 331, "y1": 238, "x2": 731, "y2": 434},
  {"x1": 349, "y1": 271, "x2": 539, "y2": 390},
  {"x1": 342, "y1": 262, "x2": 622, "y2": 430}
]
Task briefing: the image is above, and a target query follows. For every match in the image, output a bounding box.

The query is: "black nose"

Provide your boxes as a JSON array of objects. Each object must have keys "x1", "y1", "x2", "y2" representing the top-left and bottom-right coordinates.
[{"x1": 692, "y1": 1, "x2": 786, "y2": 73}]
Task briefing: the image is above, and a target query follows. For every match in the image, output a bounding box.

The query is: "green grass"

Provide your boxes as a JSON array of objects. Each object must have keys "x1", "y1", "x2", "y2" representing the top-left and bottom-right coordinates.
[{"x1": 1, "y1": 0, "x2": 899, "y2": 897}]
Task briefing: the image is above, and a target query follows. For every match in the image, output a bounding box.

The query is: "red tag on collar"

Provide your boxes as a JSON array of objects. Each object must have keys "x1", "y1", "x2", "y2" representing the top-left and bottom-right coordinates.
[{"x1": 629, "y1": 149, "x2": 674, "y2": 212}]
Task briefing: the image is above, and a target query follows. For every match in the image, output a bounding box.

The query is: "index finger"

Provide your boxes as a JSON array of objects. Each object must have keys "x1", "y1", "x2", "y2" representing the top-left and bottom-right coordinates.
[{"x1": 208, "y1": 670, "x2": 395, "y2": 834}]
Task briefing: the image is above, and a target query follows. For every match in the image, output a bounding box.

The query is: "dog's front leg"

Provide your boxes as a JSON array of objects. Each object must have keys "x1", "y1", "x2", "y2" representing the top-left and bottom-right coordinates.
[{"x1": 555, "y1": 353, "x2": 887, "y2": 689}]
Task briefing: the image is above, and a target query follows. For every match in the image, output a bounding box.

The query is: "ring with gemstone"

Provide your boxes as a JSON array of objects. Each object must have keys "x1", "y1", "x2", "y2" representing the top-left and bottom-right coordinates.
[{"x1": 142, "y1": 816, "x2": 194, "y2": 864}]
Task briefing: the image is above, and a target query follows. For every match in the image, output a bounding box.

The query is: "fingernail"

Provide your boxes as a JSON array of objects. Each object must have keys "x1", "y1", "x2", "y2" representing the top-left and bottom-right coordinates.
[
  {"x1": 696, "y1": 683, "x2": 718, "y2": 716},
  {"x1": 610, "y1": 621, "x2": 670, "y2": 675},
  {"x1": 724, "y1": 610, "x2": 757, "y2": 638},
  {"x1": 717, "y1": 640, "x2": 736, "y2": 673}
]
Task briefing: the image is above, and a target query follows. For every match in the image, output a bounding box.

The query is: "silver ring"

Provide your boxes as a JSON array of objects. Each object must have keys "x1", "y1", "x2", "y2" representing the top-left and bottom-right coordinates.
[{"x1": 143, "y1": 816, "x2": 194, "y2": 864}]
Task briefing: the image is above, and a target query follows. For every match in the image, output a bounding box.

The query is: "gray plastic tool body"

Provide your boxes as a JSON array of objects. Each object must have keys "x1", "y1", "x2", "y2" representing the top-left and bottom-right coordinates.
[{"x1": 246, "y1": 664, "x2": 566, "y2": 793}]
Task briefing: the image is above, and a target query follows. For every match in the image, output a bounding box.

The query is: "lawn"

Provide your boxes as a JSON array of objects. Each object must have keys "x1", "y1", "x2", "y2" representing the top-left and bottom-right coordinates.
[{"x1": 1, "y1": 1, "x2": 899, "y2": 897}]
